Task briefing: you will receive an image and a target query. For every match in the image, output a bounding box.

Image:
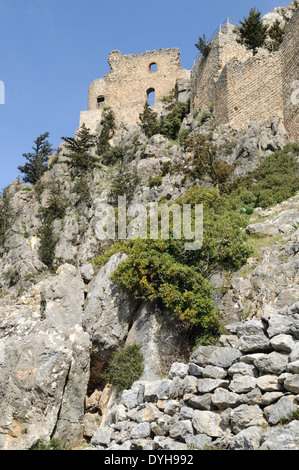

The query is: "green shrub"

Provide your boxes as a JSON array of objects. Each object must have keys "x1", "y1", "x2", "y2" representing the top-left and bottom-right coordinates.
[
  {"x1": 109, "y1": 168, "x2": 140, "y2": 206},
  {"x1": 111, "y1": 239, "x2": 221, "y2": 344},
  {"x1": 149, "y1": 175, "x2": 163, "y2": 188},
  {"x1": 101, "y1": 146, "x2": 125, "y2": 166},
  {"x1": 279, "y1": 408, "x2": 299, "y2": 425},
  {"x1": 95, "y1": 185, "x2": 252, "y2": 345},
  {"x1": 180, "y1": 134, "x2": 236, "y2": 192},
  {"x1": 43, "y1": 183, "x2": 67, "y2": 220},
  {"x1": 139, "y1": 103, "x2": 160, "y2": 138},
  {"x1": 197, "y1": 110, "x2": 213, "y2": 126},
  {"x1": 159, "y1": 101, "x2": 189, "y2": 140},
  {"x1": 102, "y1": 343, "x2": 144, "y2": 392},
  {"x1": 228, "y1": 143, "x2": 299, "y2": 208},
  {"x1": 32, "y1": 438, "x2": 70, "y2": 451},
  {"x1": 267, "y1": 19, "x2": 285, "y2": 51}
]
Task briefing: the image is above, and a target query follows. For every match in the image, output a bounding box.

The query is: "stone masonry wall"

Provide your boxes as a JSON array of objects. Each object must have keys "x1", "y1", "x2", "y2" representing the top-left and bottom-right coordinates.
[
  {"x1": 80, "y1": 49, "x2": 190, "y2": 132},
  {"x1": 214, "y1": 50, "x2": 284, "y2": 128},
  {"x1": 190, "y1": 23, "x2": 251, "y2": 113},
  {"x1": 282, "y1": 6, "x2": 299, "y2": 141},
  {"x1": 212, "y1": 7, "x2": 299, "y2": 139}
]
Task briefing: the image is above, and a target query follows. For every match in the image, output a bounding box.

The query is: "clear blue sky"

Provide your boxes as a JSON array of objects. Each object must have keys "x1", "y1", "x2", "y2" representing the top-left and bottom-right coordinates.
[{"x1": 0, "y1": 0, "x2": 290, "y2": 190}]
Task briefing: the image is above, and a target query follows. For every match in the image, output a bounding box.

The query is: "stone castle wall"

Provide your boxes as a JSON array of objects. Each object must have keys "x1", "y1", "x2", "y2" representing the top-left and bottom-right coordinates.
[
  {"x1": 214, "y1": 50, "x2": 284, "y2": 128},
  {"x1": 79, "y1": 6, "x2": 298, "y2": 141},
  {"x1": 210, "y1": 7, "x2": 299, "y2": 139},
  {"x1": 282, "y1": 7, "x2": 299, "y2": 141},
  {"x1": 190, "y1": 23, "x2": 252, "y2": 113},
  {"x1": 80, "y1": 49, "x2": 190, "y2": 132}
]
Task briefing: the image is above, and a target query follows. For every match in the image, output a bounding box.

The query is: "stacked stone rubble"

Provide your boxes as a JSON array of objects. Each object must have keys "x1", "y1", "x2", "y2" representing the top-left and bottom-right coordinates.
[{"x1": 88, "y1": 302, "x2": 299, "y2": 451}]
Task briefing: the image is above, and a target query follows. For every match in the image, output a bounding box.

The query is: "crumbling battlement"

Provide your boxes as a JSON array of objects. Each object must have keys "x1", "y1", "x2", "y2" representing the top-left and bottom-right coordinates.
[{"x1": 80, "y1": 48, "x2": 190, "y2": 132}]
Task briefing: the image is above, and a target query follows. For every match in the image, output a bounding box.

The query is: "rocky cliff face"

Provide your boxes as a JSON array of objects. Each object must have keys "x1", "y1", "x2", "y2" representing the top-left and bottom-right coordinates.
[{"x1": 0, "y1": 92, "x2": 298, "y2": 450}]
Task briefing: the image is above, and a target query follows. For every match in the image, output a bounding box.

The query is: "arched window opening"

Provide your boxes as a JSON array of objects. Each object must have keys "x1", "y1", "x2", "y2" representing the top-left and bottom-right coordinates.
[
  {"x1": 97, "y1": 95, "x2": 105, "y2": 108},
  {"x1": 147, "y1": 88, "x2": 155, "y2": 106},
  {"x1": 149, "y1": 62, "x2": 158, "y2": 72}
]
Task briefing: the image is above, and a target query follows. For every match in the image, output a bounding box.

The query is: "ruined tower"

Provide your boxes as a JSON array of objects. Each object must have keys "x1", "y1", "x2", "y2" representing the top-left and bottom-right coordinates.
[{"x1": 80, "y1": 48, "x2": 190, "y2": 132}]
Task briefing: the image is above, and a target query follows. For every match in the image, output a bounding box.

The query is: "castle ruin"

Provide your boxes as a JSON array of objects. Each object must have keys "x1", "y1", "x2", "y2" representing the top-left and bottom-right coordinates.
[
  {"x1": 80, "y1": 48, "x2": 190, "y2": 132},
  {"x1": 79, "y1": 3, "x2": 299, "y2": 141},
  {"x1": 213, "y1": 4, "x2": 299, "y2": 141}
]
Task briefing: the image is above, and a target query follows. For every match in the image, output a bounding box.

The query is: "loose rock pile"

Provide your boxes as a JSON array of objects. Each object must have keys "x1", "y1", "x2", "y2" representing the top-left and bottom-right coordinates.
[{"x1": 88, "y1": 302, "x2": 299, "y2": 451}]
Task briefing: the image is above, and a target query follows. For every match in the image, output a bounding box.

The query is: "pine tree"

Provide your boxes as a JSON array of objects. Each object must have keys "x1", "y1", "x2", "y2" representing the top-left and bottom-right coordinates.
[
  {"x1": 235, "y1": 8, "x2": 268, "y2": 55},
  {"x1": 195, "y1": 34, "x2": 211, "y2": 58},
  {"x1": 61, "y1": 123, "x2": 98, "y2": 171},
  {"x1": 267, "y1": 19, "x2": 285, "y2": 51},
  {"x1": 0, "y1": 189, "x2": 9, "y2": 247},
  {"x1": 38, "y1": 220, "x2": 57, "y2": 269},
  {"x1": 18, "y1": 132, "x2": 53, "y2": 185},
  {"x1": 97, "y1": 108, "x2": 116, "y2": 155},
  {"x1": 139, "y1": 103, "x2": 160, "y2": 138}
]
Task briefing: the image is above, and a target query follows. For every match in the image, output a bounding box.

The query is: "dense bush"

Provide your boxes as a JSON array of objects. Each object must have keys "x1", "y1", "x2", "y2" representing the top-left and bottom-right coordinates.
[
  {"x1": 194, "y1": 34, "x2": 211, "y2": 58},
  {"x1": 73, "y1": 175, "x2": 91, "y2": 206},
  {"x1": 94, "y1": 184, "x2": 253, "y2": 345},
  {"x1": 111, "y1": 239, "x2": 221, "y2": 344},
  {"x1": 101, "y1": 146, "x2": 125, "y2": 166},
  {"x1": 38, "y1": 183, "x2": 66, "y2": 269},
  {"x1": 102, "y1": 343, "x2": 144, "y2": 392},
  {"x1": 228, "y1": 143, "x2": 299, "y2": 209},
  {"x1": 149, "y1": 175, "x2": 163, "y2": 188},
  {"x1": 139, "y1": 100, "x2": 189, "y2": 140},
  {"x1": 267, "y1": 19, "x2": 285, "y2": 51},
  {"x1": 180, "y1": 134, "x2": 236, "y2": 192},
  {"x1": 109, "y1": 168, "x2": 140, "y2": 206},
  {"x1": 159, "y1": 101, "x2": 189, "y2": 140}
]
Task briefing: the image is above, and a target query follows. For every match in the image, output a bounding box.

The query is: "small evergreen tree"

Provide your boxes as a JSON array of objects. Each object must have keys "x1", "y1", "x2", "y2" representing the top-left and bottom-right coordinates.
[
  {"x1": 0, "y1": 189, "x2": 9, "y2": 247},
  {"x1": 235, "y1": 7, "x2": 268, "y2": 54},
  {"x1": 18, "y1": 132, "x2": 53, "y2": 185},
  {"x1": 97, "y1": 108, "x2": 116, "y2": 155},
  {"x1": 139, "y1": 103, "x2": 160, "y2": 138},
  {"x1": 159, "y1": 101, "x2": 189, "y2": 140},
  {"x1": 195, "y1": 34, "x2": 211, "y2": 58},
  {"x1": 61, "y1": 123, "x2": 98, "y2": 171},
  {"x1": 38, "y1": 220, "x2": 57, "y2": 269},
  {"x1": 267, "y1": 19, "x2": 285, "y2": 51}
]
